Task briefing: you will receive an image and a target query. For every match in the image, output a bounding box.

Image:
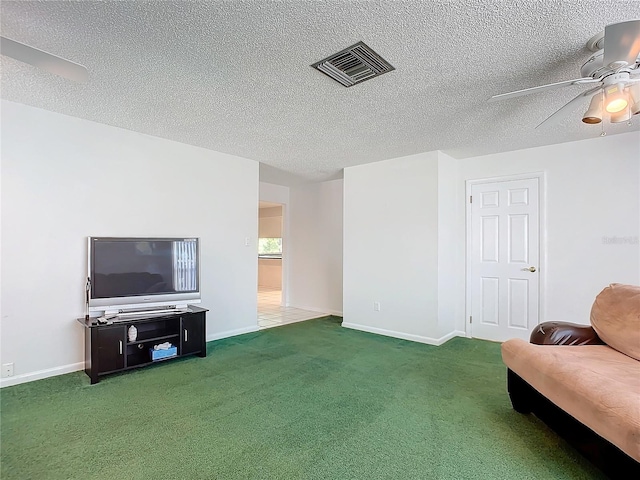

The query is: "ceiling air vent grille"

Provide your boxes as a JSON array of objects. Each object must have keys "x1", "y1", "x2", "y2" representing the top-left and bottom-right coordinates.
[{"x1": 311, "y1": 41, "x2": 395, "y2": 87}]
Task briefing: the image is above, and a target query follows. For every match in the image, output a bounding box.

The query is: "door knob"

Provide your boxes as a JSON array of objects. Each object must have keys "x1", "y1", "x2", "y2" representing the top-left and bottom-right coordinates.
[{"x1": 522, "y1": 266, "x2": 536, "y2": 272}]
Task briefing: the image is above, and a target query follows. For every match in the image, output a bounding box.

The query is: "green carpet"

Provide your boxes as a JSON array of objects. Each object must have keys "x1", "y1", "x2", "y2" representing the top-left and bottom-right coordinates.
[{"x1": 1, "y1": 317, "x2": 603, "y2": 479}]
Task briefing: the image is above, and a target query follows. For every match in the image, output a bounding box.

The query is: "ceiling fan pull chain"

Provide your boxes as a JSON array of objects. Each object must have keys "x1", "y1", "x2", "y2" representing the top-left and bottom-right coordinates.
[{"x1": 600, "y1": 93, "x2": 606, "y2": 136}]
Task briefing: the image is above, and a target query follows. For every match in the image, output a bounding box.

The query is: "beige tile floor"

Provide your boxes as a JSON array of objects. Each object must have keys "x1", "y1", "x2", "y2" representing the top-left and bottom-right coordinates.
[{"x1": 258, "y1": 286, "x2": 327, "y2": 329}]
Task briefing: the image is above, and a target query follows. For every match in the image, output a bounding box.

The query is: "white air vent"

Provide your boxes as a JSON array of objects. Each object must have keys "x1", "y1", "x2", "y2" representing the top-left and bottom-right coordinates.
[{"x1": 312, "y1": 41, "x2": 395, "y2": 87}]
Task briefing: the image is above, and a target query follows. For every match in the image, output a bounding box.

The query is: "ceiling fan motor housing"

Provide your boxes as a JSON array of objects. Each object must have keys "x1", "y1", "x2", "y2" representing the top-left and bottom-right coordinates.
[
  {"x1": 581, "y1": 51, "x2": 605, "y2": 78},
  {"x1": 602, "y1": 72, "x2": 630, "y2": 86},
  {"x1": 581, "y1": 51, "x2": 640, "y2": 80}
]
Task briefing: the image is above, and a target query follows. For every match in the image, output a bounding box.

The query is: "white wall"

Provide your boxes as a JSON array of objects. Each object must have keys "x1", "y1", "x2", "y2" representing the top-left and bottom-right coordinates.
[
  {"x1": 1, "y1": 100, "x2": 260, "y2": 387},
  {"x1": 459, "y1": 131, "x2": 640, "y2": 326},
  {"x1": 289, "y1": 179, "x2": 343, "y2": 315},
  {"x1": 259, "y1": 182, "x2": 289, "y2": 205},
  {"x1": 437, "y1": 152, "x2": 466, "y2": 336},
  {"x1": 343, "y1": 152, "x2": 444, "y2": 342},
  {"x1": 343, "y1": 132, "x2": 639, "y2": 345}
]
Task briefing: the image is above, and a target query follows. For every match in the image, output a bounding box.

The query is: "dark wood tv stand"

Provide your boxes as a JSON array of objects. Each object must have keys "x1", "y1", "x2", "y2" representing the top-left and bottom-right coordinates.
[{"x1": 77, "y1": 306, "x2": 207, "y2": 384}]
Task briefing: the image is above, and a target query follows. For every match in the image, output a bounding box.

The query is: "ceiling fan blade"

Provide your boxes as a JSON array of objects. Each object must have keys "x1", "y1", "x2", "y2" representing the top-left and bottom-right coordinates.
[
  {"x1": 0, "y1": 36, "x2": 88, "y2": 83},
  {"x1": 535, "y1": 86, "x2": 602, "y2": 129},
  {"x1": 488, "y1": 78, "x2": 598, "y2": 102},
  {"x1": 603, "y1": 20, "x2": 640, "y2": 68}
]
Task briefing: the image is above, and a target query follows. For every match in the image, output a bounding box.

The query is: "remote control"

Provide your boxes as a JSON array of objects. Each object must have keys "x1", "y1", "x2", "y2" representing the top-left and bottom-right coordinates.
[{"x1": 96, "y1": 316, "x2": 113, "y2": 325}]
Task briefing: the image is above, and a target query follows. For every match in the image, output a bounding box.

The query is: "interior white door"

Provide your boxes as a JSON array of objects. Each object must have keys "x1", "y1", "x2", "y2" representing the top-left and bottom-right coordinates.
[{"x1": 470, "y1": 177, "x2": 539, "y2": 342}]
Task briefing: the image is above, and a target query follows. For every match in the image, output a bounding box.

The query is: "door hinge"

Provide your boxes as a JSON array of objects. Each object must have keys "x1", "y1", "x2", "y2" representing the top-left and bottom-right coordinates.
[
  {"x1": 469, "y1": 195, "x2": 472, "y2": 203},
  {"x1": 469, "y1": 316, "x2": 472, "y2": 324}
]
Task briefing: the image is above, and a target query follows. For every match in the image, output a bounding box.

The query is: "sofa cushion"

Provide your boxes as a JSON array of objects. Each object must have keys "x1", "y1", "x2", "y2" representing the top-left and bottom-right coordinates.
[
  {"x1": 502, "y1": 339, "x2": 640, "y2": 461},
  {"x1": 590, "y1": 283, "x2": 640, "y2": 361}
]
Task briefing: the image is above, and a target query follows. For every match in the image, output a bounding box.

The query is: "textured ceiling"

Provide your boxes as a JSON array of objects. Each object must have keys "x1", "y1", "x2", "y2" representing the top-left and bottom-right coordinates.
[{"x1": 2, "y1": 1, "x2": 639, "y2": 184}]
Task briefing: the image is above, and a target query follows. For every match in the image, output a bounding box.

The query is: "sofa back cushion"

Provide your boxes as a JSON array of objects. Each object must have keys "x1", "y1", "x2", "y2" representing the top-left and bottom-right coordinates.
[{"x1": 590, "y1": 283, "x2": 640, "y2": 360}]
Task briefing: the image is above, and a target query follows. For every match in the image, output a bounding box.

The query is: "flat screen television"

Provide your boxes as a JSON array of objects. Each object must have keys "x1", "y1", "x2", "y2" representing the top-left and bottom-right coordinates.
[{"x1": 88, "y1": 237, "x2": 200, "y2": 316}]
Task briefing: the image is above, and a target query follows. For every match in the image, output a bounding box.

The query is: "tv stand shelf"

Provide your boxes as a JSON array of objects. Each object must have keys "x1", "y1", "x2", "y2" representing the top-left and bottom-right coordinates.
[
  {"x1": 77, "y1": 306, "x2": 207, "y2": 384},
  {"x1": 128, "y1": 332, "x2": 178, "y2": 345}
]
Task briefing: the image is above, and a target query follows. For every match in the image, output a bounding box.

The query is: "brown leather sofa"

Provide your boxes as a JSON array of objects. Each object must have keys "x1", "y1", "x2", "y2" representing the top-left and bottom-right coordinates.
[{"x1": 502, "y1": 284, "x2": 640, "y2": 478}]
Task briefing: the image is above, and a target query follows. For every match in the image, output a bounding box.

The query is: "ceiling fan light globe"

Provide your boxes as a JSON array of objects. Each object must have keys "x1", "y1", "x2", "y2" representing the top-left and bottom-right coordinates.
[
  {"x1": 582, "y1": 116, "x2": 602, "y2": 124},
  {"x1": 582, "y1": 92, "x2": 603, "y2": 124},
  {"x1": 610, "y1": 109, "x2": 632, "y2": 123},
  {"x1": 629, "y1": 84, "x2": 640, "y2": 115},
  {"x1": 604, "y1": 83, "x2": 629, "y2": 113},
  {"x1": 606, "y1": 98, "x2": 628, "y2": 113}
]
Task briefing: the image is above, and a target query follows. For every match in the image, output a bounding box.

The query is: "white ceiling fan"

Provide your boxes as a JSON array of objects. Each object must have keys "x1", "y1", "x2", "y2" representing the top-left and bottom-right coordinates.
[
  {"x1": 489, "y1": 19, "x2": 640, "y2": 128},
  {"x1": 0, "y1": 36, "x2": 88, "y2": 83}
]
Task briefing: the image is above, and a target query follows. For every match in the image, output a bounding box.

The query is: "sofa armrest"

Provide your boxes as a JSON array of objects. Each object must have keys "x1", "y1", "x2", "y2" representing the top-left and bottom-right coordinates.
[{"x1": 530, "y1": 321, "x2": 605, "y2": 346}]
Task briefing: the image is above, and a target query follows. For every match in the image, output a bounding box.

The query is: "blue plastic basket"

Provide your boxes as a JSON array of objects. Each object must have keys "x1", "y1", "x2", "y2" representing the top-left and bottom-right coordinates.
[{"x1": 150, "y1": 346, "x2": 177, "y2": 361}]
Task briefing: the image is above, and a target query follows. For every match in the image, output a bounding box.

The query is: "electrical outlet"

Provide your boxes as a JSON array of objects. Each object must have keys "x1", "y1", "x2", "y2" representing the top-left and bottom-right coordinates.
[
  {"x1": 373, "y1": 302, "x2": 381, "y2": 312},
  {"x1": 244, "y1": 237, "x2": 250, "y2": 247},
  {"x1": 2, "y1": 363, "x2": 14, "y2": 378}
]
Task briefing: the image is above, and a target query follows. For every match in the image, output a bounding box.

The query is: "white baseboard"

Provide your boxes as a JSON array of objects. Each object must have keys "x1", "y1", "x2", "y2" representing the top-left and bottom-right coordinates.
[
  {"x1": 1, "y1": 324, "x2": 261, "y2": 388},
  {"x1": 453, "y1": 329, "x2": 467, "y2": 339},
  {"x1": 341, "y1": 323, "x2": 464, "y2": 346},
  {"x1": 0, "y1": 362, "x2": 84, "y2": 389},
  {"x1": 1, "y1": 323, "x2": 460, "y2": 388},
  {"x1": 286, "y1": 304, "x2": 343, "y2": 317},
  {"x1": 206, "y1": 325, "x2": 260, "y2": 342},
  {"x1": 1, "y1": 324, "x2": 262, "y2": 388}
]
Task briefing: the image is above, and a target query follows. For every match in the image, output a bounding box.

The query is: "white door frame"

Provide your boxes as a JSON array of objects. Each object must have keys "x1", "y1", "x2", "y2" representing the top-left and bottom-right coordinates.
[
  {"x1": 281, "y1": 202, "x2": 289, "y2": 307},
  {"x1": 464, "y1": 172, "x2": 547, "y2": 338}
]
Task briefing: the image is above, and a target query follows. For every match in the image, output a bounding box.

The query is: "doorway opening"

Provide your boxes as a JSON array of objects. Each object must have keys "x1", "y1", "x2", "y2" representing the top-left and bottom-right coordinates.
[
  {"x1": 257, "y1": 201, "x2": 328, "y2": 329},
  {"x1": 258, "y1": 201, "x2": 284, "y2": 326}
]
